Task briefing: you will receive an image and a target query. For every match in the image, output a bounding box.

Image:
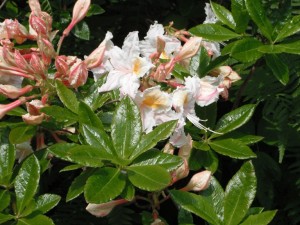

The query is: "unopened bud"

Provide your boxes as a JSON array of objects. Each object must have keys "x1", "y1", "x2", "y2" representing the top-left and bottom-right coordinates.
[
  {"x1": 0, "y1": 85, "x2": 33, "y2": 99},
  {"x1": 26, "y1": 99, "x2": 45, "y2": 115},
  {"x1": 69, "y1": 60, "x2": 88, "y2": 88},
  {"x1": 174, "y1": 37, "x2": 202, "y2": 62},
  {"x1": 55, "y1": 55, "x2": 69, "y2": 75},
  {"x1": 171, "y1": 159, "x2": 189, "y2": 184},
  {"x1": 0, "y1": 98, "x2": 26, "y2": 119},
  {"x1": 86, "y1": 199, "x2": 128, "y2": 217},
  {"x1": 181, "y1": 170, "x2": 212, "y2": 192},
  {"x1": 63, "y1": 0, "x2": 91, "y2": 36},
  {"x1": 151, "y1": 219, "x2": 165, "y2": 225},
  {"x1": 22, "y1": 113, "x2": 45, "y2": 125},
  {"x1": 178, "y1": 134, "x2": 193, "y2": 161},
  {"x1": 28, "y1": 0, "x2": 41, "y2": 14}
]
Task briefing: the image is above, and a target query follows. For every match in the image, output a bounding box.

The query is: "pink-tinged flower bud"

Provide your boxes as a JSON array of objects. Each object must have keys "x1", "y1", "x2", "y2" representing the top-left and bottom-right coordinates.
[
  {"x1": 181, "y1": 170, "x2": 212, "y2": 192},
  {"x1": 84, "y1": 32, "x2": 113, "y2": 69},
  {"x1": 29, "y1": 14, "x2": 47, "y2": 35},
  {"x1": 22, "y1": 113, "x2": 45, "y2": 125},
  {"x1": 63, "y1": 0, "x2": 91, "y2": 36},
  {"x1": 55, "y1": 55, "x2": 69, "y2": 75},
  {"x1": 178, "y1": 134, "x2": 193, "y2": 161},
  {"x1": 2, "y1": 19, "x2": 29, "y2": 44},
  {"x1": 28, "y1": 0, "x2": 41, "y2": 14},
  {"x1": 14, "y1": 50, "x2": 32, "y2": 72},
  {"x1": 38, "y1": 37, "x2": 56, "y2": 59},
  {"x1": 86, "y1": 199, "x2": 128, "y2": 217},
  {"x1": 0, "y1": 85, "x2": 33, "y2": 99},
  {"x1": 0, "y1": 97, "x2": 26, "y2": 119},
  {"x1": 68, "y1": 60, "x2": 88, "y2": 88},
  {"x1": 163, "y1": 143, "x2": 174, "y2": 155},
  {"x1": 171, "y1": 159, "x2": 189, "y2": 184},
  {"x1": 174, "y1": 37, "x2": 202, "y2": 62},
  {"x1": 26, "y1": 99, "x2": 45, "y2": 115},
  {"x1": 30, "y1": 53, "x2": 46, "y2": 79}
]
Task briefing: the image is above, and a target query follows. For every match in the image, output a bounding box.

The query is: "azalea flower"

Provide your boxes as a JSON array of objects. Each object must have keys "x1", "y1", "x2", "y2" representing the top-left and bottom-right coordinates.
[
  {"x1": 98, "y1": 31, "x2": 153, "y2": 98},
  {"x1": 140, "y1": 21, "x2": 181, "y2": 59}
]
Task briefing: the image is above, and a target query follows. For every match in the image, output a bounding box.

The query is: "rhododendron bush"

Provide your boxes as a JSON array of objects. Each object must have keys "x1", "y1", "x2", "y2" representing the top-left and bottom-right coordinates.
[{"x1": 1, "y1": 0, "x2": 300, "y2": 224}]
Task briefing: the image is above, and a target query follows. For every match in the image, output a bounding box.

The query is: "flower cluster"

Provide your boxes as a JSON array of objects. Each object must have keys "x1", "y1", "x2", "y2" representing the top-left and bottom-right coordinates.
[{"x1": 92, "y1": 22, "x2": 240, "y2": 147}]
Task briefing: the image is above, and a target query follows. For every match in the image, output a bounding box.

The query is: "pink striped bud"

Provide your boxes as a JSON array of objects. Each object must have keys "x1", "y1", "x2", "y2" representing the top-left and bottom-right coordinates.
[
  {"x1": 0, "y1": 97, "x2": 26, "y2": 119},
  {"x1": 1, "y1": 19, "x2": 29, "y2": 44},
  {"x1": 181, "y1": 170, "x2": 212, "y2": 192},
  {"x1": 69, "y1": 60, "x2": 88, "y2": 88},
  {"x1": 30, "y1": 53, "x2": 47, "y2": 79},
  {"x1": 55, "y1": 55, "x2": 69, "y2": 75},
  {"x1": 28, "y1": 0, "x2": 41, "y2": 14},
  {"x1": 171, "y1": 159, "x2": 189, "y2": 184},
  {"x1": 0, "y1": 85, "x2": 33, "y2": 99},
  {"x1": 86, "y1": 199, "x2": 128, "y2": 217},
  {"x1": 63, "y1": 0, "x2": 91, "y2": 36},
  {"x1": 30, "y1": 14, "x2": 47, "y2": 35}
]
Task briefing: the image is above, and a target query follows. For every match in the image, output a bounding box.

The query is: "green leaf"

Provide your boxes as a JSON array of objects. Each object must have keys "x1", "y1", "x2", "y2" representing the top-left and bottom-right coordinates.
[
  {"x1": 73, "y1": 21, "x2": 90, "y2": 40},
  {"x1": 55, "y1": 80, "x2": 79, "y2": 113},
  {"x1": 0, "y1": 213, "x2": 14, "y2": 224},
  {"x1": 189, "y1": 149, "x2": 219, "y2": 173},
  {"x1": 265, "y1": 54, "x2": 289, "y2": 85},
  {"x1": 211, "y1": 104, "x2": 256, "y2": 138},
  {"x1": 60, "y1": 164, "x2": 83, "y2": 172},
  {"x1": 130, "y1": 120, "x2": 177, "y2": 160},
  {"x1": 231, "y1": 38, "x2": 264, "y2": 62},
  {"x1": 189, "y1": 24, "x2": 240, "y2": 42},
  {"x1": 224, "y1": 161, "x2": 257, "y2": 225},
  {"x1": 275, "y1": 40, "x2": 300, "y2": 54},
  {"x1": 211, "y1": 1, "x2": 236, "y2": 29},
  {"x1": 17, "y1": 215, "x2": 54, "y2": 225},
  {"x1": 258, "y1": 45, "x2": 285, "y2": 54},
  {"x1": 66, "y1": 169, "x2": 96, "y2": 202},
  {"x1": 0, "y1": 132, "x2": 15, "y2": 186},
  {"x1": 127, "y1": 165, "x2": 170, "y2": 191},
  {"x1": 40, "y1": 106, "x2": 77, "y2": 122},
  {"x1": 86, "y1": 4, "x2": 105, "y2": 17},
  {"x1": 245, "y1": 0, "x2": 274, "y2": 41},
  {"x1": 219, "y1": 132, "x2": 264, "y2": 145},
  {"x1": 209, "y1": 138, "x2": 256, "y2": 159},
  {"x1": 84, "y1": 167, "x2": 126, "y2": 203},
  {"x1": 32, "y1": 194, "x2": 61, "y2": 214},
  {"x1": 196, "y1": 46, "x2": 210, "y2": 77},
  {"x1": 48, "y1": 143, "x2": 107, "y2": 167},
  {"x1": 0, "y1": 189, "x2": 10, "y2": 211},
  {"x1": 15, "y1": 154, "x2": 40, "y2": 215},
  {"x1": 178, "y1": 208, "x2": 193, "y2": 224},
  {"x1": 9, "y1": 125, "x2": 36, "y2": 144},
  {"x1": 40, "y1": 0, "x2": 52, "y2": 14},
  {"x1": 120, "y1": 181, "x2": 135, "y2": 201},
  {"x1": 231, "y1": 0, "x2": 250, "y2": 33},
  {"x1": 131, "y1": 150, "x2": 183, "y2": 172},
  {"x1": 78, "y1": 102, "x2": 104, "y2": 129},
  {"x1": 202, "y1": 177, "x2": 224, "y2": 221},
  {"x1": 240, "y1": 210, "x2": 277, "y2": 225},
  {"x1": 81, "y1": 124, "x2": 115, "y2": 157},
  {"x1": 170, "y1": 190, "x2": 221, "y2": 225},
  {"x1": 111, "y1": 97, "x2": 142, "y2": 159},
  {"x1": 275, "y1": 15, "x2": 300, "y2": 42}
]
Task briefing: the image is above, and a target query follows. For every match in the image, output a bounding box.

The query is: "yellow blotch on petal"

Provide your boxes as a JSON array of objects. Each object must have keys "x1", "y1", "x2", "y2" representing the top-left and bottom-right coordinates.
[{"x1": 132, "y1": 58, "x2": 141, "y2": 75}]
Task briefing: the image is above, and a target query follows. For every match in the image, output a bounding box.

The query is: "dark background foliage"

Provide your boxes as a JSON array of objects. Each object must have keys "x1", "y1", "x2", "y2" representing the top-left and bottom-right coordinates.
[{"x1": 1, "y1": 0, "x2": 300, "y2": 224}]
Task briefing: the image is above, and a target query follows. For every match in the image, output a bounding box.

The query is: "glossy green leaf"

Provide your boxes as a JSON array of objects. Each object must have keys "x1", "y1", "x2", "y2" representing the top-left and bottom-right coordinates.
[
  {"x1": 265, "y1": 54, "x2": 289, "y2": 85},
  {"x1": 33, "y1": 194, "x2": 61, "y2": 214},
  {"x1": 66, "y1": 169, "x2": 96, "y2": 202},
  {"x1": 131, "y1": 150, "x2": 183, "y2": 172},
  {"x1": 60, "y1": 164, "x2": 83, "y2": 172},
  {"x1": 202, "y1": 177, "x2": 225, "y2": 221},
  {"x1": 211, "y1": 1, "x2": 236, "y2": 29},
  {"x1": 84, "y1": 167, "x2": 126, "y2": 203},
  {"x1": 258, "y1": 45, "x2": 285, "y2": 54},
  {"x1": 219, "y1": 132, "x2": 264, "y2": 145},
  {"x1": 209, "y1": 138, "x2": 256, "y2": 159},
  {"x1": 40, "y1": 106, "x2": 77, "y2": 122},
  {"x1": 189, "y1": 149, "x2": 219, "y2": 173},
  {"x1": 0, "y1": 189, "x2": 10, "y2": 211},
  {"x1": 224, "y1": 161, "x2": 257, "y2": 225},
  {"x1": 240, "y1": 210, "x2": 277, "y2": 225},
  {"x1": 0, "y1": 133, "x2": 15, "y2": 186},
  {"x1": 55, "y1": 80, "x2": 79, "y2": 113},
  {"x1": 231, "y1": 38, "x2": 264, "y2": 62},
  {"x1": 196, "y1": 46, "x2": 210, "y2": 77},
  {"x1": 211, "y1": 104, "x2": 256, "y2": 138},
  {"x1": 189, "y1": 24, "x2": 240, "y2": 41},
  {"x1": 86, "y1": 4, "x2": 105, "y2": 17},
  {"x1": 245, "y1": 0, "x2": 274, "y2": 41},
  {"x1": 0, "y1": 213, "x2": 14, "y2": 223},
  {"x1": 231, "y1": 0, "x2": 250, "y2": 33},
  {"x1": 130, "y1": 120, "x2": 177, "y2": 160},
  {"x1": 111, "y1": 97, "x2": 142, "y2": 159},
  {"x1": 73, "y1": 21, "x2": 90, "y2": 40},
  {"x1": 178, "y1": 208, "x2": 193, "y2": 224},
  {"x1": 17, "y1": 215, "x2": 54, "y2": 225},
  {"x1": 127, "y1": 165, "x2": 170, "y2": 191},
  {"x1": 170, "y1": 190, "x2": 221, "y2": 225},
  {"x1": 276, "y1": 40, "x2": 300, "y2": 54},
  {"x1": 84, "y1": 92, "x2": 110, "y2": 111},
  {"x1": 81, "y1": 124, "x2": 115, "y2": 157},
  {"x1": 120, "y1": 181, "x2": 135, "y2": 201},
  {"x1": 15, "y1": 154, "x2": 40, "y2": 215},
  {"x1": 48, "y1": 143, "x2": 108, "y2": 167},
  {"x1": 40, "y1": 0, "x2": 52, "y2": 14},
  {"x1": 275, "y1": 15, "x2": 300, "y2": 42},
  {"x1": 9, "y1": 125, "x2": 36, "y2": 144},
  {"x1": 78, "y1": 102, "x2": 104, "y2": 129}
]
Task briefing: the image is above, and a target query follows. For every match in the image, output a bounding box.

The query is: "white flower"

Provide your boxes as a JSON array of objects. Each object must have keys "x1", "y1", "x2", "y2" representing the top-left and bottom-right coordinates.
[
  {"x1": 203, "y1": 3, "x2": 218, "y2": 24},
  {"x1": 98, "y1": 31, "x2": 153, "y2": 98}
]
